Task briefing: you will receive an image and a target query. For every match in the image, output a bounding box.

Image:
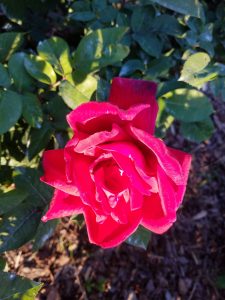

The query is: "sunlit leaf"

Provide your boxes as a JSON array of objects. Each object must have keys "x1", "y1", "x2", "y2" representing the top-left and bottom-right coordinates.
[
  {"x1": 74, "y1": 27, "x2": 129, "y2": 74},
  {"x1": 180, "y1": 52, "x2": 216, "y2": 88},
  {"x1": 24, "y1": 54, "x2": 57, "y2": 85},
  {"x1": 165, "y1": 89, "x2": 213, "y2": 122},
  {"x1": 37, "y1": 36, "x2": 72, "y2": 76},
  {"x1": 59, "y1": 74, "x2": 97, "y2": 109},
  {"x1": 0, "y1": 271, "x2": 43, "y2": 300},
  {"x1": 0, "y1": 32, "x2": 24, "y2": 62}
]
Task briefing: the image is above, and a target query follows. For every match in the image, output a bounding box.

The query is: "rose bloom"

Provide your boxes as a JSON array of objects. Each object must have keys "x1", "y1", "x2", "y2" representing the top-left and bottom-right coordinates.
[{"x1": 41, "y1": 78, "x2": 191, "y2": 248}]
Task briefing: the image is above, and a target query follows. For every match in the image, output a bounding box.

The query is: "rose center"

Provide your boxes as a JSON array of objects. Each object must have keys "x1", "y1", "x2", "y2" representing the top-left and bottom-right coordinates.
[{"x1": 93, "y1": 157, "x2": 129, "y2": 195}]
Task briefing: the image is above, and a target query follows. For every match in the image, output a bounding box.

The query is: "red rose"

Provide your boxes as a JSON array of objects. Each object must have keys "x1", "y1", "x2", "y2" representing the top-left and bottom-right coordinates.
[{"x1": 41, "y1": 78, "x2": 191, "y2": 248}]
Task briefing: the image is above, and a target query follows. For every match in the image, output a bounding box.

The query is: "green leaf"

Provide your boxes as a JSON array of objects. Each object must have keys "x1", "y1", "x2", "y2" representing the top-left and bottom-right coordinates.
[
  {"x1": 165, "y1": 89, "x2": 213, "y2": 122},
  {"x1": 156, "y1": 97, "x2": 175, "y2": 138},
  {"x1": 70, "y1": 11, "x2": 96, "y2": 22},
  {"x1": 14, "y1": 168, "x2": 52, "y2": 207},
  {"x1": 157, "y1": 81, "x2": 190, "y2": 98},
  {"x1": 119, "y1": 59, "x2": 145, "y2": 77},
  {"x1": 59, "y1": 74, "x2": 97, "y2": 109},
  {"x1": 74, "y1": 27, "x2": 129, "y2": 74},
  {"x1": 131, "y1": 6, "x2": 155, "y2": 33},
  {"x1": 0, "y1": 256, "x2": 6, "y2": 270},
  {"x1": 37, "y1": 37, "x2": 72, "y2": 76},
  {"x1": 27, "y1": 123, "x2": 54, "y2": 160},
  {"x1": 24, "y1": 55, "x2": 57, "y2": 85},
  {"x1": 216, "y1": 275, "x2": 225, "y2": 289},
  {"x1": 92, "y1": 0, "x2": 107, "y2": 12},
  {"x1": 126, "y1": 226, "x2": 151, "y2": 250},
  {"x1": 44, "y1": 95, "x2": 70, "y2": 130},
  {"x1": 146, "y1": 56, "x2": 175, "y2": 79},
  {"x1": 71, "y1": 0, "x2": 91, "y2": 11},
  {"x1": 8, "y1": 53, "x2": 36, "y2": 92},
  {"x1": 22, "y1": 93, "x2": 43, "y2": 128},
  {"x1": 33, "y1": 219, "x2": 58, "y2": 251},
  {"x1": 180, "y1": 52, "x2": 216, "y2": 88},
  {"x1": 151, "y1": 15, "x2": 184, "y2": 36},
  {"x1": 0, "y1": 189, "x2": 28, "y2": 215},
  {"x1": 133, "y1": 33, "x2": 162, "y2": 58},
  {"x1": 0, "y1": 32, "x2": 24, "y2": 62},
  {"x1": 0, "y1": 63, "x2": 11, "y2": 88},
  {"x1": 0, "y1": 90, "x2": 23, "y2": 134},
  {"x1": 147, "y1": 0, "x2": 204, "y2": 19},
  {"x1": 0, "y1": 200, "x2": 42, "y2": 253},
  {"x1": 180, "y1": 118, "x2": 214, "y2": 142},
  {"x1": 0, "y1": 271, "x2": 43, "y2": 299},
  {"x1": 210, "y1": 77, "x2": 225, "y2": 101},
  {"x1": 96, "y1": 79, "x2": 110, "y2": 101}
]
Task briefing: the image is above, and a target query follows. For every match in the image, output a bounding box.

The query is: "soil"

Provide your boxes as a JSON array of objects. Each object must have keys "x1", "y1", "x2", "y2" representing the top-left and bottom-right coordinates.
[{"x1": 5, "y1": 92, "x2": 225, "y2": 300}]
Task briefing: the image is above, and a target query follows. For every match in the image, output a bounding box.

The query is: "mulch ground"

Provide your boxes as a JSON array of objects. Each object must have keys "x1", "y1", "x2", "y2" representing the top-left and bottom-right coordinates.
[{"x1": 5, "y1": 92, "x2": 225, "y2": 300}]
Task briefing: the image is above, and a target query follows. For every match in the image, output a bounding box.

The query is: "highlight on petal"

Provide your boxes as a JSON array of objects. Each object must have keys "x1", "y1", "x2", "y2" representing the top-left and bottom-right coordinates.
[
  {"x1": 141, "y1": 194, "x2": 176, "y2": 234},
  {"x1": 41, "y1": 149, "x2": 79, "y2": 196},
  {"x1": 84, "y1": 206, "x2": 142, "y2": 248},
  {"x1": 108, "y1": 77, "x2": 158, "y2": 134},
  {"x1": 42, "y1": 189, "x2": 83, "y2": 222}
]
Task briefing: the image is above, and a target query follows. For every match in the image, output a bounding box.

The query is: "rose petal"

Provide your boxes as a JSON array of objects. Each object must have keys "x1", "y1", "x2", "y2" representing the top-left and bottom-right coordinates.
[
  {"x1": 74, "y1": 124, "x2": 126, "y2": 155},
  {"x1": 84, "y1": 206, "x2": 142, "y2": 248},
  {"x1": 42, "y1": 189, "x2": 83, "y2": 222},
  {"x1": 157, "y1": 164, "x2": 177, "y2": 214},
  {"x1": 167, "y1": 147, "x2": 192, "y2": 207},
  {"x1": 108, "y1": 77, "x2": 158, "y2": 134},
  {"x1": 67, "y1": 101, "x2": 151, "y2": 134},
  {"x1": 99, "y1": 142, "x2": 152, "y2": 196},
  {"x1": 130, "y1": 126, "x2": 184, "y2": 185},
  {"x1": 141, "y1": 194, "x2": 176, "y2": 234},
  {"x1": 41, "y1": 149, "x2": 79, "y2": 196},
  {"x1": 64, "y1": 149, "x2": 103, "y2": 214}
]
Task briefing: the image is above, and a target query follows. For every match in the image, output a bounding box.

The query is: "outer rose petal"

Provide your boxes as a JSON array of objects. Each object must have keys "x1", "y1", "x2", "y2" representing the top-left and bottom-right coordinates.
[
  {"x1": 67, "y1": 101, "x2": 151, "y2": 134},
  {"x1": 108, "y1": 77, "x2": 158, "y2": 134},
  {"x1": 42, "y1": 189, "x2": 83, "y2": 222},
  {"x1": 84, "y1": 206, "x2": 142, "y2": 248},
  {"x1": 41, "y1": 150, "x2": 79, "y2": 196},
  {"x1": 157, "y1": 164, "x2": 177, "y2": 214},
  {"x1": 167, "y1": 147, "x2": 192, "y2": 207},
  {"x1": 141, "y1": 194, "x2": 176, "y2": 234},
  {"x1": 130, "y1": 126, "x2": 184, "y2": 185}
]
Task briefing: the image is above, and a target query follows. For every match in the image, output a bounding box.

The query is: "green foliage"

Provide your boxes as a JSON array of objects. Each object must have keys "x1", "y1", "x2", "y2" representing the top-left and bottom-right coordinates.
[
  {"x1": 148, "y1": 0, "x2": 204, "y2": 18},
  {"x1": 0, "y1": 90, "x2": 23, "y2": 134},
  {"x1": 126, "y1": 226, "x2": 151, "y2": 250},
  {"x1": 180, "y1": 52, "x2": 217, "y2": 88},
  {"x1": 0, "y1": 271, "x2": 43, "y2": 299},
  {"x1": 0, "y1": 32, "x2": 24, "y2": 62},
  {"x1": 74, "y1": 27, "x2": 129, "y2": 74},
  {"x1": 37, "y1": 37, "x2": 72, "y2": 76}
]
